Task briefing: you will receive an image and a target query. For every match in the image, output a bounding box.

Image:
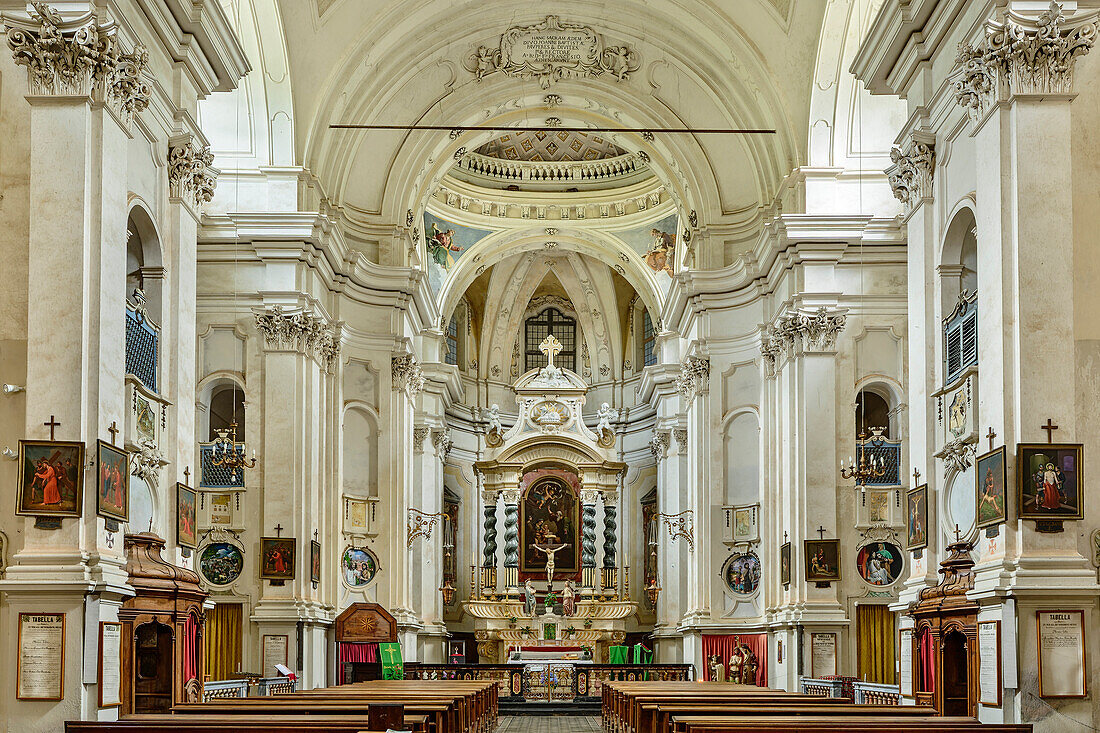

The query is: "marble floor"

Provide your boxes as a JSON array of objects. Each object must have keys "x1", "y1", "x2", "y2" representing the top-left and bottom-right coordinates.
[{"x1": 496, "y1": 716, "x2": 602, "y2": 732}]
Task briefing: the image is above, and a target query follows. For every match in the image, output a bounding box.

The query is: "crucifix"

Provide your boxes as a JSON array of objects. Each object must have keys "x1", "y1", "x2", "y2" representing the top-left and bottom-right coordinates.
[
  {"x1": 783, "y1": 531, "x2": 788, "y2": 543},
  {"x1": 540, "y1": 333, "x2": 563, "y2": 367},
  {"x1": 954, "y1": 524, "x2": 962, "y2": 542},
  {"x1": 274, "y1": 524, "x2": 284, "y2": 538},
  {"x1": 912, "y1": 468, "x2": 921, "y2": 488},
  {"x1": 816, "y1": 526, "x2": 827, "y2": 540},
  {"x1": 1041, "y1": 418, "x2": 1059, "y2": 444},
  {"x1": 986, "y1": 427, "x2": 997, "y2": 451},
  {"x1": 107, "y1": 421, "x2": 120, "y2": 445},
  {"x1": 532, "y1": 541, "x2": 567, "y2": 588},
  {"x1": 44, "y1": 415, "x2": 60, "y2": 441}
]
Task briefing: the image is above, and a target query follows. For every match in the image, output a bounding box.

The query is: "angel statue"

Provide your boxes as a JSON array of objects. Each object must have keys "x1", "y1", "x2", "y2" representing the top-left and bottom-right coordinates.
[
  {"x1": 596, "y1": 402, "x2": 617, "y2": 440},
  {"x1": 484, "y1": 403, "x2": 502, "y2": 436}
]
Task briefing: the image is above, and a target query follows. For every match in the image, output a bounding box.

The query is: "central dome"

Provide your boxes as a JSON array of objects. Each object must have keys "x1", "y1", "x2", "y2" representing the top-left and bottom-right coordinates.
[{"x1": 476, "y1": 130, "x2": 626, "y2": 162}]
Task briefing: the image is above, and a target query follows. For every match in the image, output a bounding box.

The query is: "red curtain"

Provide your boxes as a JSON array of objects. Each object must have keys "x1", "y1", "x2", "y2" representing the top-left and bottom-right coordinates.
[
  {"x1": 701, "y1": 634, "x2": 768, "y2": 686},
  {"x1": 182, "y1": 613, "x2": 199, "y2": 682},
  {"x1": 338, "y1": 642, "x2": 379, "y2": 683},
  {"x1": 918, "y1": 630, "x2": 936, "y2": 693}
]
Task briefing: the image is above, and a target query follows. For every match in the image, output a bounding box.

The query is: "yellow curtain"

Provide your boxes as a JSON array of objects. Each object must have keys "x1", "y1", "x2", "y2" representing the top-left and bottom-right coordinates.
[
  {"x1": 857, "y1": 604, "x2": 896, "y2": 684},
  {"x1": 204, "y1": 603, "x2": 243, "y2": 681}
]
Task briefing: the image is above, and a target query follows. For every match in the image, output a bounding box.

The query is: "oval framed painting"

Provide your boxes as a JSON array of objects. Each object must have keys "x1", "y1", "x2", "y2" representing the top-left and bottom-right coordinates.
[
  {"x1": 855, "y1": 541, "x2": 903, "y2": 586},
  {"x1": 199, "y1": 542, "x2": 244, "y2": 586},
  {"x1": 722, "y1": 552, "x2": 762, "y2": 596},
  {"x1": 342, "y1": 545, "x2": 379, "y2": 588}
]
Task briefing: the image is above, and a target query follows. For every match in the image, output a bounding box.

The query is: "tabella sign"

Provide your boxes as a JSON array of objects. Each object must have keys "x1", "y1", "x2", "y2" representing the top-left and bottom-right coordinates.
[{"x1": 466, "y1": 16, "x2": 639, "y2": 88}]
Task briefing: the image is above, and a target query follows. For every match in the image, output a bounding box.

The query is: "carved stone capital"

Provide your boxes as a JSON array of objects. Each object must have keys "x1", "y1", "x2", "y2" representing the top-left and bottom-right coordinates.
[
  {"x1": 673, "y1": 428, "x2": 689, "y2": 451},
  {"x1": 501, "y1": 489, "x2": 521, "y2": 505},
  {"x1": 952, "y1": 2, "x2": 1099, "y2": 123},
  {"x1": 675, "y1": 356, "x2": 710, "y2": 403},
  {"x1": 432, "y1": 428, "x2": 453, "y2": 461},
  {"x1": 759, "y1": 307, "x2": 847, "y2": 374},
  {"x1": 413, "y1": 426, "x2": 430, "y2": 453},
  {"x1": 602, "y1": 491, "x2": 619, "y2": 505},
  {"x1": 168, "y1": 137, "x2": 218, "y2": 207},
  {"x1": 650, "y1": 429, "x2": 670, "y2": 463},
  {"x1": 886, "y1": 139, "x2": 935, "y2": 208},
  {"x1": 391, "y1": 354, "x2": 425, "y2": 397},
  {"x1": 253, "y1": 305, "x2": 340, "y2": 370},
  {"x1": 481, "y1": 490, "x2": 500, "y2": 504},
  {"x1": 580, "y1": 489, "x2": 601, "y2": 505}
]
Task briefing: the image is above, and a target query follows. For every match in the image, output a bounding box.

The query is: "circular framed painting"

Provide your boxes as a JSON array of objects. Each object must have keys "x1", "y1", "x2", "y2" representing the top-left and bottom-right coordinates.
[
  {"x1": 722, "y1": 552, "x2": 761, "y2": 596},
  {"x1": 855, "y1": 541, "x2": 903, "y2": 586},
  {"x1": 199, "y1": 542, "x2": 244, "y2": 586},
  {"x1": 342, "y1": 545, "x2": 379, "y2": 588}
]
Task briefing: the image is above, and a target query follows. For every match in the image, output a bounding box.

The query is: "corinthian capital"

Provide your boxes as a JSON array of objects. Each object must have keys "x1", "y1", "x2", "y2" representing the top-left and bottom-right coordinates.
[
  {"x1": 252, "y1": 305, "x2": 340, "y2": 369},
  {"x1": 675, "y1": 356, "x2": 710, "y2": 403},
  {"x1": 392, "y1": 354, "x2": 425, "y2": 398},
  {"x1": 4, "y1": 3, "x2": 150, "y2": 126},
  {"x1": 952, "y1": 2, "x2": 1099, "y2": 123},
  {"x1": 168, "y1": 136, "x2": 218, "y2": 208},
  {"x1": 886, "y1": 139, "x2": 935, "y2": 208}
]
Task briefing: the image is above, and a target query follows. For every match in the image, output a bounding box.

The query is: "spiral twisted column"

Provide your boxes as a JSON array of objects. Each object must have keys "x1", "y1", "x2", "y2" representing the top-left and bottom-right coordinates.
[
  {"x1": 481, "y1": 490, "x2": 498, "y2": 567},
  {"x1": 580, "y1": 489, "x2": 599, "y2": 587},
  {"x1": 502, "y1": 489, "x2": 520, "y2": 588}
]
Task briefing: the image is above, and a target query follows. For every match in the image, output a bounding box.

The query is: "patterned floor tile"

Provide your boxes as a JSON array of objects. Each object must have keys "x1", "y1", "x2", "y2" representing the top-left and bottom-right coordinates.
[{"x1": 496, "y1": 715, "x2": 602, "y2": 732}]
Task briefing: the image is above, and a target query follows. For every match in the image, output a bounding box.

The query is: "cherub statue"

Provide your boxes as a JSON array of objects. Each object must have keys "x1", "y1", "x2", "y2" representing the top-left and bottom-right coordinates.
[
  {"x1": 596, "y1": 402, "x2": 617, "y2": 439},
  {"x1": 484, "y1": 403, "x2": 502, "y2": 436}
]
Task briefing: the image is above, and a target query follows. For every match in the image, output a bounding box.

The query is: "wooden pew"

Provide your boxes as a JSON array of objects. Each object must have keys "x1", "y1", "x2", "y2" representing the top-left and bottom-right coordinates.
[
  {"x1": 670, "y1": 714, "x2": 1033, "y2": 732},
  {"x1": 66, "y1": 716, "x2": 389, "y2": 733},
  {"x1": 642, "y1": 703, "x2": 933, "y2": 733}
]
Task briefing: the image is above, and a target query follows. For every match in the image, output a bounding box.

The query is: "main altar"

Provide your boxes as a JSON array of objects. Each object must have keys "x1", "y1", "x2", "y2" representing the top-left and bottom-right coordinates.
[{"x1": 468, "y1": 336, "x2": 635, "y2": 668}]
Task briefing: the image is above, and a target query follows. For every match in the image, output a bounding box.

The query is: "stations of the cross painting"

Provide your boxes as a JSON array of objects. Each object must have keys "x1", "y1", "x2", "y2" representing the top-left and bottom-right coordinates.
[{"x1": 539, "y1": 333, "x2": 563, "y2": 368}]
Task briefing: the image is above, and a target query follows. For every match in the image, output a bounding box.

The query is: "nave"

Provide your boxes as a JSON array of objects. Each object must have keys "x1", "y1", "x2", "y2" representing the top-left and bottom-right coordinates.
[{"x1": 496, "y1": 716, "x2": 601, "y2": 733}]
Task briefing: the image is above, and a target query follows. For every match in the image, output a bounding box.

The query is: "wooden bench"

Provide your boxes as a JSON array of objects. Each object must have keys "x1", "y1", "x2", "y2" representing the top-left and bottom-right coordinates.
[
  {"x1": 641, "y1": 703, "x2": 933, "y2": 733},
  {"x1": 670, "y1": 714, "x2": 1033, "y2": 732},
  {"x1": 66, "y1": 716, "x2": 390, "y2": 733}
]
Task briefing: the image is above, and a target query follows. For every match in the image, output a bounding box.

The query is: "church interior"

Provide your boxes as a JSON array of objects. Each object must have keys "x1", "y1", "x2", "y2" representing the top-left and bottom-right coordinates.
[{"x1": 0, "y1": 0, "x2": 1098, "y2": 731}]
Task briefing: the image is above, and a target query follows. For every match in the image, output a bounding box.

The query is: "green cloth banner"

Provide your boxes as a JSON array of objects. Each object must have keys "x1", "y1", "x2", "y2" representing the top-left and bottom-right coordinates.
[
  {"x1": 633, "y1": 644, "x2": 653, "y2": 664},
  {"x1": 379, "y1": 642, "x2": 403, "y2": 679},
  {"x1": 609, "y1": 645, "x2": 629, "y2": 665}
]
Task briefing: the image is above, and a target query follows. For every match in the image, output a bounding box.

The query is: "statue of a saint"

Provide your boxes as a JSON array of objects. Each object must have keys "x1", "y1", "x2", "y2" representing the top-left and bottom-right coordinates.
[
  {"x1": 561, "y1": 580, "x2": 576, "y2": 617},
  {"x1": 728, "y1": 645, "x2": 744, "y2": 684},
  {"x1": 739, "y1": 641, "x2": 758, "y2": 686},
  {"x1": 523, "y1": 578, "x2": 537, "y2": 617},
  {"x1": 707, "y1": 654, "x2": 726, "y2": 682}
]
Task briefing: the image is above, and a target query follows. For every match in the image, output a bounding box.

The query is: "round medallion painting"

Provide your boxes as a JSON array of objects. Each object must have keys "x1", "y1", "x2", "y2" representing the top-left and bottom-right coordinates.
[
  {"x1": 342, "y1": 546, "x2": 379, "y2": 588},
  {"x1": 199, "y1": 542, "x2": 244, "y2": 586},
  {"x1": 723, "y1": 552, "x2": 761, "y2": 595},
  {"x1": 856, "y1": 541, "x2": 903, "y2": 586}
]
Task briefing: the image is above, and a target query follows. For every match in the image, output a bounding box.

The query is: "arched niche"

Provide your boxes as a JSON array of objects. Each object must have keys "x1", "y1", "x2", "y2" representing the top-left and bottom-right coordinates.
[
  {"x1": 722, "y1": 409, "x2": 761, "y2": 505},
  {"x1": 197, "y1": 374, "x2": 248, "y2": 445},
  {"x1": 939, "y1": 202, "x2": 978, "y2": 314},
  {"x1": 342, "y1": 403, "x2": 379, "y2": 498},
  {"x1": 126, "y1": 200, "x2": 165, "y2": 324}
]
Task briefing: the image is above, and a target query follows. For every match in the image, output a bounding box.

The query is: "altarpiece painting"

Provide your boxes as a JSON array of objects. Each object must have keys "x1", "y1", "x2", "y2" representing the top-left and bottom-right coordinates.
[{"x1": 521, "y1": 477, "x2": 579, "y2": 576}]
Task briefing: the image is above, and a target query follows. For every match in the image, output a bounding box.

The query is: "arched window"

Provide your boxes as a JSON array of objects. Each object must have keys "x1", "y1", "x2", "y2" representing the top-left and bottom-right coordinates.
[
  {"x1": 208, "y1": 385, "x2": 246, "y2": 441},
  {"x1": 524, "y1": 308, "x2": 576, "y2": 371},
  {"x1": 856, "y1": 390, "x2": 891, "y2": 439},
  {"x1": 942, "y1": 208, "x2": 978, "y2": 385},
  {"x1": 445, "y1": 315, "x2": 459, "y2": 366}
]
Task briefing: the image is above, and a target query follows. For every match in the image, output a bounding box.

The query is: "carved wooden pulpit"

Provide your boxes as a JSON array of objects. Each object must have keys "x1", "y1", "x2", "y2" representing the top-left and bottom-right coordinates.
[{"x1": 118, "y1": 532, "x2": 208, "y2": 713}]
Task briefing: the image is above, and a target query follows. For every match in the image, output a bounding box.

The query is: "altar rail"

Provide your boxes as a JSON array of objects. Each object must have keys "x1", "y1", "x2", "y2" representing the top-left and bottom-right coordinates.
[
  {"x1": 202, "y1": 676, "x2": 298, "y2": 701},
  {"x1": 405, "y1": 663, "x2": 692, "y2": 700},
  {"x1": 800, "y1": 676, "x2": 899, "y2": 704}
]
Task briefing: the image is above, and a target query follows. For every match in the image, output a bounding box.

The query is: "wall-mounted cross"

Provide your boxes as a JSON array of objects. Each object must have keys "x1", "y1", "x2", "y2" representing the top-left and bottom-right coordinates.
[
  {"x1": 274, "y1": 524, "x2": 284, "y2": 537},
  {"x1": 44, "y1": 415, "x2": 60, "y2": 441},
  {"x1": 107, "y1": 421, "x2": 120, "y2": 445},
  {"x1": 912, "y1": 468, "x2": 921, "y2": 488},
  {"x1": 986, "y1": 427, "x2": 997, "y2": 452},
  {"x1": 1041, "y1": 419, "x2": 1059, "y2": 444},
  {"x1": 954, "y1": 524, "x2": 962, "y2": 542},
  {"x1": 783, "y1": 531, "x2": 788, "y2": 543},
  {"x1": 183, "y1": 466, "x2": 191, "y2": 484},
  {"x1": 816, "y1": 526, "x2": 827, "y2": 540}
]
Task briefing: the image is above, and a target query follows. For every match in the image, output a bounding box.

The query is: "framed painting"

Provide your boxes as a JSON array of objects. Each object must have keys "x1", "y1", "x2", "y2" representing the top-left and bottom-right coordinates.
[
  {"x1": 95, "y1": 440, "x2": 129, "y2": 522},
  {"x1": 176, "y1": 483, "x2": 197, "y2": 549},
  {"x1": 722, "y1": 552, "x2": 761, "y2": 596},
  {"x1": 1017, "y1": 444, "x2": 1083, "y2": 520},
  {"x1": 342, "y1": 545, "x2": 379, "y2": 588},
  {"x1": 906, "y1": 484, "x2": 928, "y2": 550},
  {"x1": 856, "y1": 541, "x2": 903, "y2": 586},
  {"x1": 260, "y1": 537, "x2": 296, "y2": 580},
  {"x1": 804, "y1": 539, "x2": 841, "y2": 582},
  {"x1": 310, "y1": 539, "x2": 321, "y2": 584},
  {"x1": 779, "y1": 542, "x2": 791, "y2": 586},
  {"x1": 17, "y1": 440, "x2": 85, "y2": 517},
  {"x1": 976, "y1": 446, "x2": 1007, "y2": 528},
  {"x1": 732, "y1": 503, "x2": 759, "y2": 543},
  {"x1": 199, "y1": 542, "x2": 244, "y2": 586},
  {"x1": 520, "y1": 476, "x2": 579, "y2": 576}
]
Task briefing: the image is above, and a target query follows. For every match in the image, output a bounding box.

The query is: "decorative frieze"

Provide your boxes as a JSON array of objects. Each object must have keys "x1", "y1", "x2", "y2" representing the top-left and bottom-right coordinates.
[
  {"x1": 886, "y1": 140, "x2": 935, "y2": 207},
  {"x1": 675, "y1": 356, "x2": 710, "y2": 403},
  {"x1": 953, "y1": 2, "x2": 1099, "y2": 124},
  {"x1": 391, "y1": 354, "x2": 425, "y2": 397},
  {"x1": 253, "y1": 305, "x2": 341, "y2": 370},
  {"x1": 5, "y1": 3, "x2": 150, "y2": 126},
  {"x1": 759, "y1": 306, "x2": 847, "y2": 377},
  {"x1": 168, "y1": 137, "x2": 218, "y2": 207}
]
